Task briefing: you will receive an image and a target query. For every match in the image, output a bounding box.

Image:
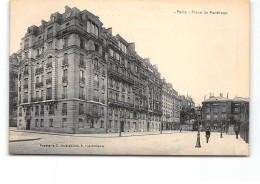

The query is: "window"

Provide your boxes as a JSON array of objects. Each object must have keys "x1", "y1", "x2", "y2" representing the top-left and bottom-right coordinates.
[
  {"x1": 214, "y1": 107, "x2": 219, "y2": 113},
  {"x1": 63, "y1": 86, "x2": 67, "y2": 98},
  {"x1": 62, "y1": 118, "x2": 67, "y2": 127},
  {"x1": 49, "y1": 118, "x2": 53, "y2": 127},
  {"x1": 80, "y1": 70, "x2": 84, "y2": 80},
  {"x1": 101, "y1": 120, "x2": 104, "y2": 128},
  {"x1": 66, "y1": 12, "x2": 72, "y2": 18},
  {"x1": 49, "y1": 104, "x2": 54, "y2": 115},
  {"x1": 80, "y1": 54, "x2": 84, "y2": 65},
  {"x1": 46, "y1": 88, "x2": 52, "y2": 100},
  {"x1": 25, "y1": 51, "x2": 28, "y2": 59},
  {"x1": 95, "y1": 44, "x2": 99, "y2": 52},
  {"x1": 63, "y1": 69, "x2": 68, "y2": 82},
  {"x1": 108, "y1": 120, "x2": 112, "y2": 128},
  {"x1": 79, "y1": 86, "x2": 84, "y2": 99},
  {"x1": 79, "y1": 103, "x2": 84, "y2": 115},
  {"x1": 63, "y1": 53, "x2": 68, "y2": 65},
  {"x1": 35, "y1": 119, "x2": 38, "y2": 127},
  {"x1": 48, "y1": 41, "x2": 53, "y2": 49},
  {"x1": 64, "y1": 37, "x2": 68, "y2": 48},
  {"x1": 90, "y1": 119, "x2": 94, "y2": 128},
  {"x1": 79, "y1": 119, "x2": 83, "y2": 128},
  {"x1": 114, "y1": 121, "x2": 118, "y2": 129},
  {"x1": 40, "y1": 119, "x2": 44, "y2": 127},
  {"x1": 62, "y1": 103, "x2": 67, "y2": 115},
  {"x1": 47, "y1": 26, "x2": 53, "y2": 34},
  {"x1": 207, "y1": 107, "x2": 210, "y2": 113},
  {"x1": 222, "y1": 106, "x2": 226, "y2": 112}
]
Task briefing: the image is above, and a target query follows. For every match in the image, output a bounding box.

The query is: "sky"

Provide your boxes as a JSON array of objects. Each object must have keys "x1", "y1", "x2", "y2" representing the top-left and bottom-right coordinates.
[{"x1": 9, "y1": 0, "x2": 250, "y2": 105}]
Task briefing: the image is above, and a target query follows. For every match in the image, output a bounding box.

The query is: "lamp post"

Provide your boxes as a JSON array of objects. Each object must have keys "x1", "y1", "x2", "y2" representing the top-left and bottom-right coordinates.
[
  {"x1": 195, "y1": 106, "x2": 202, "y2": 148},
  {"x1": 220, "y1": 121, "x2": 223, "y2": 138}
]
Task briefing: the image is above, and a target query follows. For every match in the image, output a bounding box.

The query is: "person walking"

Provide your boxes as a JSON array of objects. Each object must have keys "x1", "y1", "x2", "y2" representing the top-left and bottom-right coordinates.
[{"x1": 205, "y1": 127, "x2": 211, "y2": 143}]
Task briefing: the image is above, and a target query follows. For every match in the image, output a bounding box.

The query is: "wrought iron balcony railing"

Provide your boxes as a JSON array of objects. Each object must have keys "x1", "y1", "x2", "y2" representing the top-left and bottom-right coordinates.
[{"x1": 46, "y1": 78, "x2": 52, "y2": 85}]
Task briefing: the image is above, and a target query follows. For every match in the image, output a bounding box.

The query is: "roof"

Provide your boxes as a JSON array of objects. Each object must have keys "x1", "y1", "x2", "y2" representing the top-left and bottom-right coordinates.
[
  {"x1": 202, "y1": 96, "x2": 231, "y2": 103},
  {"x1": 232, "y1": 97, "x2": 250, "y2": 102}
]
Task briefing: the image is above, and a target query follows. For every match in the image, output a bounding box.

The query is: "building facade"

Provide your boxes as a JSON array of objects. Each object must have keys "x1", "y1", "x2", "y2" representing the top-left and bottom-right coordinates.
[
  {"x1": 161, "y1": 78, "x2": 180, "y2": 130},
  {"x1": 15, "y1": 5, "x2": 166, "y2": 133},
  {"x1": 17, "y1": 6, "x2": 108, "y2": 133},
  {"x1": 9, "y1": 53, "x2": 19, "y2": 127},
  {"x1": 201, "y1": 94, "x2": 249, "y2": 134}
]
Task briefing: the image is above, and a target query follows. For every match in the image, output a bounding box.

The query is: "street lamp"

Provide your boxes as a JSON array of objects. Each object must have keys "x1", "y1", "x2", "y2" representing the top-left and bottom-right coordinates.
[
  {"x1": 195, "y1": 106, "x2": 202, "y2": 148},
  {"x1": 220, "y1": 121, "x2": 223, "y2": 138}
]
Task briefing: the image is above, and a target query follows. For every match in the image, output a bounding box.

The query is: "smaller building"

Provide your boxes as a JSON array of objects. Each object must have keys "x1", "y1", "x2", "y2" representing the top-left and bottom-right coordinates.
[{"x1": 201, "y1": 93, "x2": 249, "y2": 135}]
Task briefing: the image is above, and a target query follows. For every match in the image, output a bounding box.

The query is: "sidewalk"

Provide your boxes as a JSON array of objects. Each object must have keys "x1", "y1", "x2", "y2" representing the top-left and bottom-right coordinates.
[{"x1": 9, "y1": 127, "x2": 188, "y2": 138}]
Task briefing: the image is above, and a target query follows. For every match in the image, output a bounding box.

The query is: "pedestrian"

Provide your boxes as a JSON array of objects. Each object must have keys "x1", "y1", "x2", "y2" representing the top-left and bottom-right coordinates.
[
  {"x1": 234, "y1": 125, "x2": 239, "y2": 139},
  {"x1": 205, "y1": 127, "x2": 211, "y2": 143},
  {"x1": 180, "y1": 127, "x2": 182, "y2": 132}
]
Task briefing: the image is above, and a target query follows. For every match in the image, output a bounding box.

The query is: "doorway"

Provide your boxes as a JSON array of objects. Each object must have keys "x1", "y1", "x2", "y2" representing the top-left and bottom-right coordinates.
[
  {"x1": 120, "y1": 121, "x2": 124, "y2": 132},
  {"x1": 26, "y1": 120, "x2": 31, "y2": 130}
]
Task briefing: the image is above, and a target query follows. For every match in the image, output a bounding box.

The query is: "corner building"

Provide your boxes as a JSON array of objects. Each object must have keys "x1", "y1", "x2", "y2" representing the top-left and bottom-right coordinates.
[{"x1": 16, "y1": 6, "x2": 162, "y2": 133}]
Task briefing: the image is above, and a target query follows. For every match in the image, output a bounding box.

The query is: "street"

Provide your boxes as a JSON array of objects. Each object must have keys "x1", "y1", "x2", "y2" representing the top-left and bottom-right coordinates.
[{"x1": 9, "y1": 129, "x2": 249, "y2": 155}]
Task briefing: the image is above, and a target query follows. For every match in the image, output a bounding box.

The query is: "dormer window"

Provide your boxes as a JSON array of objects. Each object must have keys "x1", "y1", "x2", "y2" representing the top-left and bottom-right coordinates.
[
  {"x1": 66, "y1": 12, "x2": 72, "y2": 18},
  {"x1": 86, "y1": 20, "x2": 99, "y2": 37},
  {"x1": 51, "y1": 16, "x2": 56, "y2": 22}
]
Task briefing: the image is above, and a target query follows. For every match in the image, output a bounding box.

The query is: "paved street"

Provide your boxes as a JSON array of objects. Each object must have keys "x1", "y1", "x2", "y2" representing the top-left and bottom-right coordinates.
[{"x1": 9, "y1": 129, "x2": 249, "y2": 155}]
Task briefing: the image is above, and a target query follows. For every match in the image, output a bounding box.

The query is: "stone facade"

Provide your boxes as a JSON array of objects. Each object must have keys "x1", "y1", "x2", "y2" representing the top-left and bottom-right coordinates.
[
  {"x1": 161, "y1": 78, "x2": 181, "y2": 130},
  {"x1": 201, "y1": 94, "x2": 249, "y2": 134},
  {"x1": 13, "y1": 5, "x2": 181, "y2": 133},
  {"x1": 9, "y1": 53, "x2": 19, "y2": 127}
]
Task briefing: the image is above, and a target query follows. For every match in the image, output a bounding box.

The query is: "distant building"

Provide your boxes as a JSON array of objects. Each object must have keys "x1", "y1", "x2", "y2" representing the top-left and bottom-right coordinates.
[
  {"x1": 161, "y1": 78, "x2": 181, "y2": 130},
  {"x1": 201, "y1": 93, "x2": 249, "y2": 135}
]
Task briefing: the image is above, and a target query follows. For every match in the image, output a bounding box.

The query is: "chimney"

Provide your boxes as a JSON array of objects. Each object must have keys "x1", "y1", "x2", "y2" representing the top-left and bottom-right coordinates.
[
  {"x1": 220, "y1": 93, "x2": 223, "y2": 97},
  {"x1": 227, "y1": 93, "x2": 229, "y2": 99},
  {"x1": 106, "y1": 28, "x2": 112, "y2": 35},
  {"x1": 129, "y1": 42, "x2": 135, "y2": 52}
]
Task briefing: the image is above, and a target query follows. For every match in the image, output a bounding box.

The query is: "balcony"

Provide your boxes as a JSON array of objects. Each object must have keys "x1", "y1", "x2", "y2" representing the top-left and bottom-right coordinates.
[
  {"x1": 94, "y1": 65, "x2": 100, "y2": 72},
  {"x1": 24, "y1": 70, "x2": 29, "y2": 75},
  {"x1": 35, "y1": 111, "x2": 39, "y2": 116},
  {"x1": 24, "y1": 84, "x2": 28, "y2": 89},
  {"x1": 47, "y1": 33, "x2": 53, "y2": 39},
  {"x1": 134, "y1": 104, "x2": 139, "y2": 109},
  {"x1": 94, "y1": 81, "x2": 99, "y2": 88},
  {"x1": 62, "y1": 59, "x2": 68, "y2": 66},
  {"x1": 93, "y1": 96, "x2": 99, "y2": 102},
  {"x1": 62, "y1": 109, "x2": 67, "y2": 115},
  {"x1": 40, "y1": 111, "x2": 44, "y2": 116},
  {"x1": 49, "y1": 110, "x2": 54, "y2": 115},
  {"x1": 33, "y1": 39, "x2": 44, "y2": 48},
  {"x1": 79, "y1": 109, "x2": 84, "y2": 115},
  {"x1": 79, "y1": 78, "x2": 85, "y2": 84},
  {"x1": 79, "y1": 94, "x2": 85, "y2": 100},
  {"x1": 108, "y1": 69, "x2": 134, "y2": 84},
  {"x1": 35, "y1": 67, "x2": 44, "y2": 75},
  {"x1": 46, "y1": 95, "x2": 52, "y2": 100},
  {"x1": 46, "y1": 62, "x2": 52, "y2": 68},
  {"x1": 23, "y1": 98, "x2": 28, "y2": 103},
  {"x1": 46, "y1": 78, "x2": 52, "y2": 85},
  {"x1": 35, "y1": 82, "x2": 43, "y2": 88},
  {"x1": 24, "y1": 44, "x2": 29, "y2": 50},
  {"x1": 79, "y1": 60, "x2": 86, "y2": 68}
]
